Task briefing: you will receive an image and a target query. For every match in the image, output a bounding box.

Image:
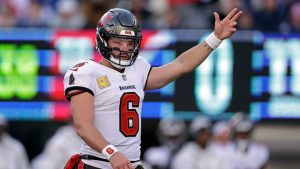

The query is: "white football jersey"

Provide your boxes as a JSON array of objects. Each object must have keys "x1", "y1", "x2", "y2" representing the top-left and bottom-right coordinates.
[
  {"x1": 234, "y1": 142, "x2": 269, "y2": 169},
  {"x1": 63, "y1": 57, "x2": 151, "y2": 168},
  {"x1": 172, "y1": 142, "x2": 221, "y2": 169}
]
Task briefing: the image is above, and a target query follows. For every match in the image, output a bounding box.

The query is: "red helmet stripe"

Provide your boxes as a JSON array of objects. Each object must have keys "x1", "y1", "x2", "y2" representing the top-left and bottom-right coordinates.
[{"x1": 99, "y1": 13, "x2": 113, "y2": 27}]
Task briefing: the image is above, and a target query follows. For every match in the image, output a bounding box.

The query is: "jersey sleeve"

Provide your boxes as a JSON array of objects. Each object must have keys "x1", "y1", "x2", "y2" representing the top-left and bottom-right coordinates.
[
  {"x1": 136, "y1": 57, "x2": 152, "y2": 90},
  {"x1": 63, "y1": 62, "x2": 96, "y2": 101}
]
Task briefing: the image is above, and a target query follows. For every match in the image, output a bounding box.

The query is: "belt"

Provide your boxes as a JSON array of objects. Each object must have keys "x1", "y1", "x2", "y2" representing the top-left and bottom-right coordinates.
[
  {"x1": 84, "y1": 163, "x2": 144, "y2": 169},
  {"x1": 80, "y1": 154, "x2": 140, "y2": 163}
]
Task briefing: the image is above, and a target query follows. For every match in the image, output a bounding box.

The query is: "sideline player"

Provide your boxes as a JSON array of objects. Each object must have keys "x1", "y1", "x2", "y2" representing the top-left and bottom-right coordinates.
[
  {"x1": 63, "y1": 8, "x2": 242, "y2": 169},
  {"x1": 233, "y1": 120, "x2": 269, "y2": 169}
]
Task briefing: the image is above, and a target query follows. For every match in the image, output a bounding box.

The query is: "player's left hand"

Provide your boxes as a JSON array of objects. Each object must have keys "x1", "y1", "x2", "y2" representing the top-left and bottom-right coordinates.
[{"x1": 213, "y1": 8, "x2": 243, "y2": 40}]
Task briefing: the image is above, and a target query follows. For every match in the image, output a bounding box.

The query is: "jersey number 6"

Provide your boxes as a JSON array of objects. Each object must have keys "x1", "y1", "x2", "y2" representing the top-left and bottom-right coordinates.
[{"x1": 119, "y1": 92, "x2": 140, "y2": 137}]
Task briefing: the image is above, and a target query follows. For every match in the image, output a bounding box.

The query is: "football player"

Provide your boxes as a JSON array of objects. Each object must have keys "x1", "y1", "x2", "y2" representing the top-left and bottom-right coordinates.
[
  {"x1": 233, "y1": 120, "x2": 269, "y2": 169},
  {"x1": 63, "y1": 8, "x2": 242, "y2": 169},
  {"x1": 171, "y1": 116, "x2": 214, "y2": 169},
  {"x1": 143, "y1": 118, "x2": 187, "y2": 169}
]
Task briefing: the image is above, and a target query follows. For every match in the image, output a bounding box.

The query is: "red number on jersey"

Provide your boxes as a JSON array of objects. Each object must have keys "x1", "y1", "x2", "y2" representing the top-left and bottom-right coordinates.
[{"x1": 119, "y1": 92, "x2": 140, "y2": 137}]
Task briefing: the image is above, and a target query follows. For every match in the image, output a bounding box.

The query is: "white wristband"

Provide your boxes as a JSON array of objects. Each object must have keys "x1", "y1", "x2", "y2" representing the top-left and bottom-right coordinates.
[
  {"x1": 102, "y1": 145, "x2": 119, "y2": 160},
  {"x1": 205, "y1": 32, "x2": 222, "y2": 49}
]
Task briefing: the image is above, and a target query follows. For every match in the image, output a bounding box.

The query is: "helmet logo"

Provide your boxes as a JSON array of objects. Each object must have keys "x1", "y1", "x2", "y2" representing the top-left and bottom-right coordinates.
[
  {"x1": 120, "y1": 30, "x2": 135, "y2": 36},
  {"x1": 98, "y1": 13, "x2": 113, "y2": 27}
]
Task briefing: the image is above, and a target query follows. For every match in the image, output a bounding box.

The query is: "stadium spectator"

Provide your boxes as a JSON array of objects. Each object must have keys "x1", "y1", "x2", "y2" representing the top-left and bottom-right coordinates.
[
  {"x1": 169, "y1": 0, "x2": 212, "y2": 29},
  {"x1": 237, "y1": 10, "x2": 254, "y2": 30},
  {"x1": 17, "y1": 0, "x2": 49, "y2": 27},
  {"x1": 0, "y1": 0, "x2": 295, "y2": 33},
  {"x1": 217, "y1": 0, "x2": 245, "y2": 15},
  {"x1": 252, "y1": 0, "x2": 285, "y2": 32},
  {"x1": 287, "y1": 1, "x2": 300, "y2": 32},
  {"x1": 48, "y1": 0, "x2": 85, "y2": 29},
  {"x1": 0, "y1": 0, "x2": 17, "y2": 27},
  {"x1": 0, "y1": 114, "x2": 30, "y2": 169},
  {"x1": 81, "y1": 0, "x2": 116, "y2": 29}
]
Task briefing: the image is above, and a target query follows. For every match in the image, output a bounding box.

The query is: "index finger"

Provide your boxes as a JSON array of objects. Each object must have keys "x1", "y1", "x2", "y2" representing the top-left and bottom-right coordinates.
[
  {"x1": 214, "y1": 12, "x2": 220, "y2": 23},
  {"x1": 225, "y1": 8, "x2": 238, "y2": 20}
]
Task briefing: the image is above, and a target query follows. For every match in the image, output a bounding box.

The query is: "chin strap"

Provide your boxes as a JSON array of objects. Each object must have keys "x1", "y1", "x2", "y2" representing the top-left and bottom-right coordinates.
[
  {"x1": 109, "y1": 55, "x2": 131, "y2": 69},
  {"x1": 111, "y1": 61, "x2": 126, "y2": 70}
]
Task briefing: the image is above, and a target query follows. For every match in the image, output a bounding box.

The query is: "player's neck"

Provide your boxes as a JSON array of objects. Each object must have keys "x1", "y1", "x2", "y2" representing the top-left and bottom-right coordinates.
[{"x1": 100, "y1": 60, "x2": 125, "y2": 73}]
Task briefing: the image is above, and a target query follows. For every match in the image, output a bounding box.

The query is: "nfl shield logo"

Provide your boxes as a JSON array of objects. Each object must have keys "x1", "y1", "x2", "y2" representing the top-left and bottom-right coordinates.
[{"x1": 122, "y1": 74, "x2": 127, "y2": 81}]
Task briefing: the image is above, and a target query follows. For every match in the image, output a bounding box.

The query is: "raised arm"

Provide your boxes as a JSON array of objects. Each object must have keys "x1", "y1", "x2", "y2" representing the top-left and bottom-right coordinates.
[{"x1": 145, "y1": 8, "x2": 243, "y2": 91}]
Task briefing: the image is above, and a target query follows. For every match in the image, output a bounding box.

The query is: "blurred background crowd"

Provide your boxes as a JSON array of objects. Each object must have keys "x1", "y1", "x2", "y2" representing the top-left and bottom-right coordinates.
[
  {"x1": 1, "y1": 112, "x2": 272, "y2": 169},
  {"x1": 143, "y1": 113, "x2": 269, "y2": 169},
  {"x1": 1, "y1": 0, "x2": 300, "y2": 33}
]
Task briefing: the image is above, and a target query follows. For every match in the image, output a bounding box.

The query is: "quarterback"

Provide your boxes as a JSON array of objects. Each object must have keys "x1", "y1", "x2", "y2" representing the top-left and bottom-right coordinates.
[{"x1": 63, "y1": 8, "x2": 242, "y2": 169}]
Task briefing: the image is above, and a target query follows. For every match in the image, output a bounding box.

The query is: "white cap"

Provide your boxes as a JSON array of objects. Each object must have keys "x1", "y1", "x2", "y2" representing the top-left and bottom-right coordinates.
[
  {"x1": 235, "y1": 120, "x2": 253, "y2": 132},
  {"x1": 0, "y1": 114, "x2": 7, "y2": 127},
  {"x1": 189, "y1": 116, "x2": 211, "y2": 135},
  {"x1": 212, "y1": 121, "x2": 230, "y2": 136},
  {"x1": 159, "y1": 118, "x2": 186, "y2": 137},
  {"x1": 229, "y1": 111, "x2": 247, "y2": 127}
]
